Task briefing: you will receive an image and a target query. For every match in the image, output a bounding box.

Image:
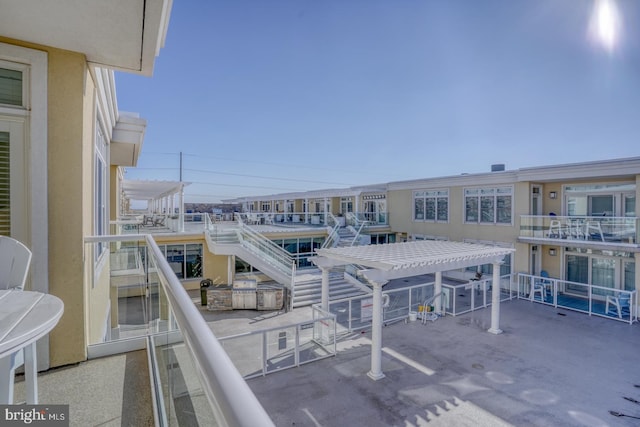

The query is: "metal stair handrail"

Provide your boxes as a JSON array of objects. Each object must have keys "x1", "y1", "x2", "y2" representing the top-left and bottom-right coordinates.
[
  {"x1": 321, "y1": 212, "x2": 342, "y2": 249},
  {"x1": 236, "y1": 221, "x2": 295, "y2": 281}
]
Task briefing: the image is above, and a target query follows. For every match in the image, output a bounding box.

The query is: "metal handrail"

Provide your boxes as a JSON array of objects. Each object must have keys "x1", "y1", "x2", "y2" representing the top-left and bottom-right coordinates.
[
  {"x1": 237, "y1": 223, "x2": 295, "y2": 280},
  {"x1": 321, "y1": 213, "x2": 341, "y2": 249},
  {"x1": 145, "y1": 234, "x2": 275, "y2": 426}
]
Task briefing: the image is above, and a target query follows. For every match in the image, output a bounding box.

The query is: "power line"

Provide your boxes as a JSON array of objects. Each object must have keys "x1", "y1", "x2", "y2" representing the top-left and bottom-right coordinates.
[
  {"x1": 188, "y1": 180, "x2": 303, "y2": 192},
  {"x1": 184, "y1": 168, "x2": 353, "y2": 186}
]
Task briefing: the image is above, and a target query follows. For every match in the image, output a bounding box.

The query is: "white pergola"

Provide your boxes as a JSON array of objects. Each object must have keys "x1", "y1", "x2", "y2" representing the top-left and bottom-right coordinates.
[
  {"x1": 121, "y1": 179, "x2": 190, "y2": 231},
  {"x1": 313, "y1": 240, "x2": 515, "y2": 381}
]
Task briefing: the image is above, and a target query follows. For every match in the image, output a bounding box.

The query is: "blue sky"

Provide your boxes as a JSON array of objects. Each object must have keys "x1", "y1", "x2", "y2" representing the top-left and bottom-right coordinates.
[{"x1": 116, "y1": 0, "x2": 640, "y2": 203}]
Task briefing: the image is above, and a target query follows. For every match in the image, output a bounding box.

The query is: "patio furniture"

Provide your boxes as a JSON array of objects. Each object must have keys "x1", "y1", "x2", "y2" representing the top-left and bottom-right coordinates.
[
  {"x1": 585, "y1": 221, "x2": 605, "y2": 242},
  {"x1": 547, "y1": 220, "x2": 564, "y2": 238},
  {"x1": 530, "y1": 270, "x2": 551, "y2": 302},
  {"x1": 606, "y1": 293, "x2": 631, "y2": 319},
  {"x1": 0, "y1": 236, "x2": 32, "y2": 403},
  {"x1": 0, "y1": 236, "x2": 32, "y2": 291},
  {"x1": 152, "y1": 215, "x2": 166, "y2": 227},
  {"x1": 419, "y1": 292, "x2": 442, "y2": 324}
]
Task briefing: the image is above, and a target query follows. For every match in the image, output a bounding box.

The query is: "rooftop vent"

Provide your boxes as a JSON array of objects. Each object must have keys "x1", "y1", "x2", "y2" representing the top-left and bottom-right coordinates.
[{"x1": 491, "y1": 164, "x2": 505, "y2": 172}]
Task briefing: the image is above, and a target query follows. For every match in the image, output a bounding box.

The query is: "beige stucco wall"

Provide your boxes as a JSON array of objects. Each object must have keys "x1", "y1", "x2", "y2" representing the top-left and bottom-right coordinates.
[
  {"x1": 153, "y1": 234, "x2": 229, "y2": 291},
  {"x1": 48, "y1": 48, "x2": 90, "y2": 367}
]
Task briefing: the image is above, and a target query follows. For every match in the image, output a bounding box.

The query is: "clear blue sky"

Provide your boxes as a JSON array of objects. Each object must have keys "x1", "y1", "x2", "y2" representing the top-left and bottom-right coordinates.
[{"x1": 115, "y1": 0, "x2": 640, "y2": 203}]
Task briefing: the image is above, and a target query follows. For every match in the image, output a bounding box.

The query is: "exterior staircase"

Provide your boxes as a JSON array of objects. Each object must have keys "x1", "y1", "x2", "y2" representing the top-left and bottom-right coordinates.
[
  {"x1": 336, "y1": 226, "x2": 359, "y2": 247},
  {"x1": 291, "y1": 269, "x2": 370, "y2": 308},
  {"x1": 204, "y1": 218, "x2": 371, "y2": 309}
]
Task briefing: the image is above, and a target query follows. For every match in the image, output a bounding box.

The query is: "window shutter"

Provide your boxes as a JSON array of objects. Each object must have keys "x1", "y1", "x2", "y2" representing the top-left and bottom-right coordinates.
[{"x1": 0, "y1": 131, "x2": 9, "y2": 236}]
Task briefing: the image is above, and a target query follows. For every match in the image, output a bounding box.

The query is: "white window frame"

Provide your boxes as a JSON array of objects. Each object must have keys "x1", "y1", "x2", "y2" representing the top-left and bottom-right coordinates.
[
  {"x1": 464, "y1": 186, "x2": 513, "y2": 225},
  {"x1": 94, "y1": 117, "x2": 108, "y2": 268},
  {"x1": 414, "y1": 189, "x2": 449, "y2": 222},
  {"x1": 0, "y1": 43, "x2": 47, "y2": 296},
  {"x1": 0, "y1": 59, "x2": 30, "y2": 110}
]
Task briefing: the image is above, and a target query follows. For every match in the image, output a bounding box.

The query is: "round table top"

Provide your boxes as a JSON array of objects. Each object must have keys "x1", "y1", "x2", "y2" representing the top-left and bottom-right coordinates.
[{"x1": 0, "y1": 289, "x2": 64, "y2": 359}]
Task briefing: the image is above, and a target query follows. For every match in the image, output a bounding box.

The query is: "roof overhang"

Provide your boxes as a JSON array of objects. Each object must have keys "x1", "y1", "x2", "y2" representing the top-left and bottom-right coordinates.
[
  {"x1": 314, "y1": 241, "x2": 515, "y2": 282},
  {"x1": 110, "y1": 113, "x2": 147, "y2": 167},
  {"x1": 0, "y1": 0, "x2": 172, "y2": 76},
  {"x1": 122, "y1": 180, "x2": 189, "y2": 201}
]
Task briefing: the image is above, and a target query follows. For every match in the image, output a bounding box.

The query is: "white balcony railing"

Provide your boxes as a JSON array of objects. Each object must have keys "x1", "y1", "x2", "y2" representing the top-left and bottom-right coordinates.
[
  {"x1": 520, "y1": 215, "x2": 638, "y2": 245},
  {"x1": 84, "y1": 234, "x2": 274, "y2": 426}
]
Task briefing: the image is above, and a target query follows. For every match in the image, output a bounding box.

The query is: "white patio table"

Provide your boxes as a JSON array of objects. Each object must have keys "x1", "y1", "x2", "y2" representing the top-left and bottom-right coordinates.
[{"x1": 0, "y1": 289, "x2": 64, "y2": 404}]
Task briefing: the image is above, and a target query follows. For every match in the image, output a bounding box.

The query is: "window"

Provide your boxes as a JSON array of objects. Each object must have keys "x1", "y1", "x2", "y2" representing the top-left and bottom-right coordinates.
[
  {"x1": 261, "y1": 201, "x2": 271, "y2": 212},
  {"x1": 163, "y1": 243, "x2": 203, "y2": 280},
  {"x1": 465, "y1": 187, "x2": 512, "y2": 224},
  {"x1": 0, "y1": 62, "x2": 27, "y2": 108},
  {"x1": 564, "y1": 183, "x2": 635, "y2": 216},
  {"x1": 94, "y1": 121, "x2": 108, "y2": 259},
  {"x1": 340, "y1": 197, "x2": 353, "y2": 214},
  {"x1": 564, "y1": 247, "x2": 634, "y2": 295},
  {"x1": 413, "y1": 190, "x2": 448, "y2": 222}
]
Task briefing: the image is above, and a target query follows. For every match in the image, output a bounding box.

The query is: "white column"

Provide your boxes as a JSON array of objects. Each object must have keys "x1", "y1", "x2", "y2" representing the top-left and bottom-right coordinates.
[
  {"x1": 368, "y1": 280, "x2": 387, "y2": 381},
  {"x1": 488, "y1": 262, "x2": 503, "y2": 334},
  {"x1": 227, "y1": 256, "x2": 234, "y2": 285},
  {"x1": 320, "y1": 266, "x2": 330, "y2": 311},
  {"x1": 179, "y1": 187, "x2": 185, "y2": 232},
  {"x1": 434, "y1": 271, "x2": 443, "y2": 314}
]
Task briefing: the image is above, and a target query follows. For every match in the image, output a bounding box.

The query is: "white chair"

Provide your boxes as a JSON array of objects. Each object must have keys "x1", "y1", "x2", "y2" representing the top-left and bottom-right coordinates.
[
  {"x1": 0, "y1": 236, "x2": 32, "y2": 404},
  {"x1": 606, "y1": 293, "x2": 631, "y2": 319},
  {"x1": 530, "y1": 271, "x2": 551, "y2": 302},
  {"x1": 0, "y1": 236, "x2": 32, "y2": 290}
]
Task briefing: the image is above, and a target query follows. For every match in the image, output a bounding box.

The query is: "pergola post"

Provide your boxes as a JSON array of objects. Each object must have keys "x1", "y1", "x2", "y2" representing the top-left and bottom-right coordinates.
[
  {"x1": 368, "y1": 279, "x2": 388, "y2": 381},
  {"x1": 320, "y1": 266, "x2": 330, "y2": 311},
  {"x1": 434, "y1": 271, "x2": 442, "y2": 314},
  {"x1": 488, "y1": 261, "x2": 503, "y2": 334}
]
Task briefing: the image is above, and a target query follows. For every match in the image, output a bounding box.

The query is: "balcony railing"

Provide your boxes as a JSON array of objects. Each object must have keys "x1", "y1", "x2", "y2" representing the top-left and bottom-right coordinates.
[
  {"x1": 84, "y1": 234, "x2": 274, "y2": 426},
  {"x1": 520, "y1": 215, "x2": 638, "y2": 245},
  {"x1": 517, "y1": 273, "x2": 637, "y2": 324},
  {"x1": 324, "y1": 272, "x2": 636, "y2": 331},
  {"x1": 237, "y1": 211, "x2": 389, "y2": 227},
  {"x1": 218, "y1": 305, "x2": 336, "y2": 379}
]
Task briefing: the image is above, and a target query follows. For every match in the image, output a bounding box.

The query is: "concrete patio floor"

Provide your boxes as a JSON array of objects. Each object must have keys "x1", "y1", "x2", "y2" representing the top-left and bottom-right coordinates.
[{"x1": 246, "y1": 299, "x2": 640, "y2": 427}]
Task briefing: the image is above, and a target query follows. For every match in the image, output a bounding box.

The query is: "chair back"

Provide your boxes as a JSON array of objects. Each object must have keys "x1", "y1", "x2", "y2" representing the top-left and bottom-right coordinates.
[
  {"x1": 0, "y1": 236, "x2": 32, "y2": 290},
  {"x1": 619, "y1": 293, "x2": 631, "y2": 308}
]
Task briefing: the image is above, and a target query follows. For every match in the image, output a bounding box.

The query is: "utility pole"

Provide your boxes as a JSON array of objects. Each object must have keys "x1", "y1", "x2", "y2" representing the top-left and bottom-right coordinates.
[{"x1": 179, "y1": 151, "x2": 183, "y2": 181}]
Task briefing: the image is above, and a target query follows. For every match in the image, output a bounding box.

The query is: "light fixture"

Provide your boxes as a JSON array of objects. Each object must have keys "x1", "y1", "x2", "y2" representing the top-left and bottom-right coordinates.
[
  {"x1": 549, "y1": 191, "x2": 557, "y2": 199},
  {"x1": 549, "y1": 248, "x2": 557, "y2": 256}
]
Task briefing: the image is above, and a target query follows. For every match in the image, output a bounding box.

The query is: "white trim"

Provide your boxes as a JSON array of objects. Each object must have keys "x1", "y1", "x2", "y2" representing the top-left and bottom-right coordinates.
[{"x1": 0, "y1": 42, "x2": 48, "y2": 370}]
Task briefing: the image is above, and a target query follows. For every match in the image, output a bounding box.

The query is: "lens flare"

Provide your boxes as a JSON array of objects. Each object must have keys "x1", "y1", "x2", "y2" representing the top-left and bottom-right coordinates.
[{"x1": 589, "y1": 0, "x2": 621, "y2": 52}]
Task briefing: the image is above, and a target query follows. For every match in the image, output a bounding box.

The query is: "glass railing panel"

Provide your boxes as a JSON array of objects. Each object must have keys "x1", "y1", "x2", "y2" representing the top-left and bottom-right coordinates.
[
  {"x1": 85, "y1": 236, "x2": 172, "y2": 345},
  {"x1": 219, "y1": 334, "x2": 264, "y2": 378},
  {"x1": 265, "y1": 326, "x2": 297, "y2": 374},
  {"x1": 86, "y1": 234, "x2": 274, "y2": 426},
  {"x1": 520, "y1": 215, "x2": 637, "y2": 244},
  {"x1": 151, "y1": 331, "x2": 220, "y2": 427}
]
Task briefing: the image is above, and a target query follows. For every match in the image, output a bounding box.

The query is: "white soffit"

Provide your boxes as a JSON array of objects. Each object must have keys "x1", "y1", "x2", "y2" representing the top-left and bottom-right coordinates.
[
  {"x1": 111, "y1": 113, "x2": 147, "y2": 167},
  {"x1": 316, "y1": 241, "x2": 514, "y2": 281},
  {"x1": 0, "y1": 0, "x2": 172, "y2": 76},
  {"x1": 122, "y1": 180, "x2": 189, "y2": 200}
]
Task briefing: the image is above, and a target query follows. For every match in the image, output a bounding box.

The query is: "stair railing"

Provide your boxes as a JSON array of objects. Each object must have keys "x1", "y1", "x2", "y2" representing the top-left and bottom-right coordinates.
[
  {"x1": 237, "y1": 223, "x2": 295, "y2": 284},
  {"x1": 321, "y1": 213, "x2": 342, "y2": 249}
]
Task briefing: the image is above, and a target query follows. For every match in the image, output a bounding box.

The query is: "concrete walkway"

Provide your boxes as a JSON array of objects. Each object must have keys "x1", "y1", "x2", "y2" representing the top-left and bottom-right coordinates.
[{"x1": 247, "y1": 299, "x2": 640, "y2": 427}]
